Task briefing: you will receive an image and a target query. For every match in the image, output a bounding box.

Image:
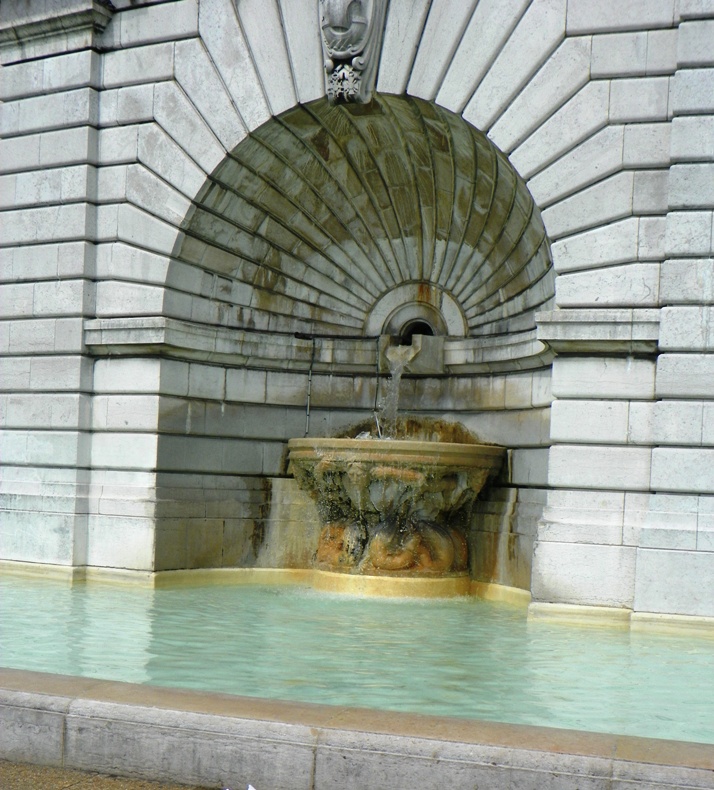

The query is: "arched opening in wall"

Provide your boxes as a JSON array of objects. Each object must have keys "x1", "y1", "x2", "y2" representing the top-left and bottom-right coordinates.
[
  {"x1": 160, "y1": 95, "x2": 555, "y2": 585},
  {"x1": 169, "y1": 93, "x2": 554, "y2": 351},
  {"x1": 399, "y1": 320, "x2": 434, "y2": 346}
]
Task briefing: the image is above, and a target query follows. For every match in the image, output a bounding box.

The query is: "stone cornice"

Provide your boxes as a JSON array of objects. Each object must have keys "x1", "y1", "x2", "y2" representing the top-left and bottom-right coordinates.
[
  {"x1": 536, "y1": 309, "x2": 660, "y2": 354},
  {"x1": 0, "y1": 0, "x2": 114, "y2": 64},
  {"x1": 84, "y1": 317, "x2": 553, "y2": 375}
]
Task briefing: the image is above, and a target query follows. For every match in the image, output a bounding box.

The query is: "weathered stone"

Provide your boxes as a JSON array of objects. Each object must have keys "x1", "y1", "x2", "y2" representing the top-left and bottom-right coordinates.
[{"x1": 2, "y1": 0, "x2": 714, "y2": 633}]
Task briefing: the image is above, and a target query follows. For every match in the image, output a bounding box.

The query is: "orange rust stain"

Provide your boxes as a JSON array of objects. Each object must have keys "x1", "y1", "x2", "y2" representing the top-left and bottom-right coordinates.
[{"x1": 417, "y1": 282, "x2": 437, "y2": 305}]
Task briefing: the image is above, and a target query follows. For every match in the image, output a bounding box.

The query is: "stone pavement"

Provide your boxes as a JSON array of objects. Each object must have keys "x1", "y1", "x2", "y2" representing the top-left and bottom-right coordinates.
[{"x1": 0, "y1": 761, "x2": 219, "y2": 790}]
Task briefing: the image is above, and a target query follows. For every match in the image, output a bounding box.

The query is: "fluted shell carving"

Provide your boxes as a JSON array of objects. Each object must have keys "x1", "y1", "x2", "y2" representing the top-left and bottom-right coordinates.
[
  {"x1": 319, "y1": 0, "x2": 388, "y2": 103},
  {"x1": 177, "y1": 95, "x2": 553, "y2": 339}
]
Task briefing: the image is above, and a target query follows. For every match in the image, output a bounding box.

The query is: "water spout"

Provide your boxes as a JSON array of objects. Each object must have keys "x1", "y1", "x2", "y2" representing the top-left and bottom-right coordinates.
[{"x1": 377, "y1": 344, "x2": 420, "y2": 438}]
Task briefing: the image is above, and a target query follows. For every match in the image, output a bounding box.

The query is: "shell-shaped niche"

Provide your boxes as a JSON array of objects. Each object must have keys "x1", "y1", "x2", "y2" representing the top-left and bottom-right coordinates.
[{"x1": 175, "y1": 94, "x2": 553, "y2": 339}]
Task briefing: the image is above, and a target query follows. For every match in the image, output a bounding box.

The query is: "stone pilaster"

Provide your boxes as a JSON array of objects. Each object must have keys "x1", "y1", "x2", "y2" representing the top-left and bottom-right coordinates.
[
  {"x1": 0, "y1": 1, "x2": 111, "y2": 566},
  {"x1": 642, "y1": 0, "x2": 714, "y2": 616}
]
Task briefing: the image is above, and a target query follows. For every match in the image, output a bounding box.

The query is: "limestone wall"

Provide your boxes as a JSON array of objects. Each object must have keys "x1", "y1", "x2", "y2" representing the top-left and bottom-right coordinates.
[{"x1": 1, "y1": 0, "x2": 713, "y2": 617}]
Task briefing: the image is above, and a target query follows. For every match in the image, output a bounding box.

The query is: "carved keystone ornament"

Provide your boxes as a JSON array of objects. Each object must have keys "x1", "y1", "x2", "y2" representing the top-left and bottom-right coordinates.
[{"x1": 319, "y1": 0, "x2": 388, "y2": 103}]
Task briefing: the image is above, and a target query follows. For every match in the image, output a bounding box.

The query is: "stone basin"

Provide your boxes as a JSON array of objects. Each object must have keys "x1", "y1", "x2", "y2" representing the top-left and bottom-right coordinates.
[{"x1": 288, "y1": 437, "x2": 505, "y2": 578}]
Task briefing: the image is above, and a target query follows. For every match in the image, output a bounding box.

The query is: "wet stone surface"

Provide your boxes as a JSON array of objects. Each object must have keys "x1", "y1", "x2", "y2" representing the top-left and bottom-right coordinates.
[{"x1": 288, "y1": 427, "x2": 504, "y2": 576}]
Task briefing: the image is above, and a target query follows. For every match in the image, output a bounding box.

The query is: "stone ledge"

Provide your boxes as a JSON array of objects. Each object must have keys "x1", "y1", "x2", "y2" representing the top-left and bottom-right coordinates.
[
  {"x1": 444, "y1": 329, "x2": 554, "y2": 372},
  {"x1": 84, "y1": 316, "x2": 380, "y2": 374},
  {"x1": 536, "y1": 309, "x2": 660, "y2": 354},
  {"x1": 679, "y1": 0, "x2": 714, "y2": 21},
  {"x1": 84, "y1": 316, "x2": 553, "y2": 374},
  {"x1": 528, "y1": 602, "x2": 634, "y2": 627},
  {"x1": 1, "y1": 668, "x2": 713, "y2": 790},
  {"x1": 529, "y1": 601, "x2": 714, "y2": 634}
]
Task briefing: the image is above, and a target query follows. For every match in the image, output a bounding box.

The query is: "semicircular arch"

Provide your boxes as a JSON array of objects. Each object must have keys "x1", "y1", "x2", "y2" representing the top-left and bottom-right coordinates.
[{"x1": 170, "y1": 94, "x2": 553, "y2": 345}]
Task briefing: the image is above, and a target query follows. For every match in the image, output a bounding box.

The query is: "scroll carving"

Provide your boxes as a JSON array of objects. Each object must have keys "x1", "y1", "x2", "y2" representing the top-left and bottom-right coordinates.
[{"x1": 319, "y1": 0, "x2": 388, "y2": 103}]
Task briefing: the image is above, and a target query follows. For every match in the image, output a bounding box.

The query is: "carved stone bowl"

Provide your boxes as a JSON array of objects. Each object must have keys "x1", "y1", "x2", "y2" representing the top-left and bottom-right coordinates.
[{"x1": 288, "y1": 438, "x2": 504, "y2": 577}]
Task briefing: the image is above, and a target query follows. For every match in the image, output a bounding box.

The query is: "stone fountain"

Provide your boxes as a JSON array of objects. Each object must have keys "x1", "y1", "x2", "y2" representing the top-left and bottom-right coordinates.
[{"x1": 288, "y1": 417, "x2": 504, "y2": 593}]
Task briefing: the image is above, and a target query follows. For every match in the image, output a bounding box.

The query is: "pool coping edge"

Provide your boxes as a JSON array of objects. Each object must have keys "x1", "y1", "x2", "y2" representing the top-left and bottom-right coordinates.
[{"x1": 1, "y1": 668, "x2": 712, "y2": 789}]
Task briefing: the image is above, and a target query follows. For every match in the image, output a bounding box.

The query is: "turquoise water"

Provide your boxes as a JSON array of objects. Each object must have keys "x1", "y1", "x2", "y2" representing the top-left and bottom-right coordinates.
[{"x1": 2, "y1": 577, "x2": 713, "y2": 744}]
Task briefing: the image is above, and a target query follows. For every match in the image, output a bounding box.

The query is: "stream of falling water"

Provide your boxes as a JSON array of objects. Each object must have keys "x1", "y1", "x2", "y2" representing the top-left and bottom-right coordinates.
[{"x1": 376, "y1": 344, "x2": 419, "y2": 438}]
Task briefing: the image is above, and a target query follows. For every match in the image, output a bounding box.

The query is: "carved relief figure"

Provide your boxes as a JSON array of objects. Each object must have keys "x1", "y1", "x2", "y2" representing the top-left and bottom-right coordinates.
[{"x1": 319, "y1": 0, "x2": 388, "y2": 103}]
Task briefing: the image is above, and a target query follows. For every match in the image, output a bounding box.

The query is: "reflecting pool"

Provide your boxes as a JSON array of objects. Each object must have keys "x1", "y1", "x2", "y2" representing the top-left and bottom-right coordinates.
[{"x1": 2, "y1": 576, "x2": 713, "y2": 744}]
